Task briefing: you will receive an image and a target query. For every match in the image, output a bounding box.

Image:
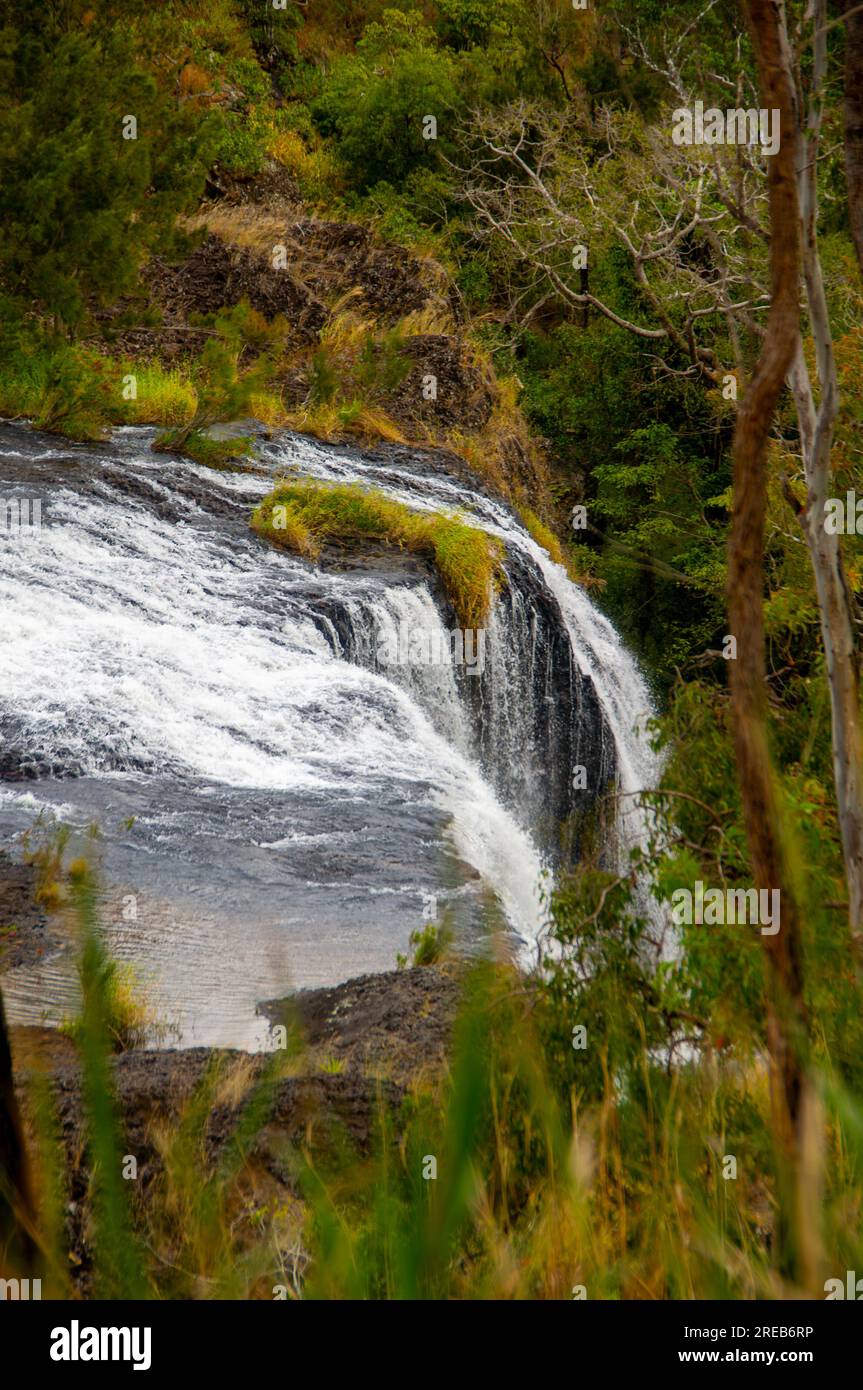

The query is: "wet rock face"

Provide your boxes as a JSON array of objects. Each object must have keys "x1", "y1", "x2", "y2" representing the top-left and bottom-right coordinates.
[
  {"x1": 0, "y1": 735, "x2": 72, "y2": 782},
  {"x1": 261, "y1": 962, "x2": 462, "y2": 1082},
  {"x1": 458, "y1": 547, "x2": 616, "y2": 861},
  {"x1": 298, "y1": 525, "x2": 614, "y2": 864}
]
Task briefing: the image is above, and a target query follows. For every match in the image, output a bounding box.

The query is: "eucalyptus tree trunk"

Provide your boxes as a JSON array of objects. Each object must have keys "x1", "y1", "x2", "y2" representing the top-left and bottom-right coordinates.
[
  {"x1": 789, "y1": 0, "x2": 863, "y2": 947},
  {"x1": 789, "y1": 338, "x2": 863, "y2": 949},
  {"x1": 731, "y1": 0, "x2": 808, "y2": 1280}
]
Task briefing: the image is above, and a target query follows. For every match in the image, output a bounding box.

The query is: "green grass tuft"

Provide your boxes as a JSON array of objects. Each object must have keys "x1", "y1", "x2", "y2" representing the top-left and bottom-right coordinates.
[
  {"x1": 408, "y1": 919, "x2": 453, "y2": 966},
  {"x1": 120, "y1": 365, "x2": 197, "y2": 427},
  {"x1": 251, "y1": 482, "x2": 505, "y2": 628},
  {"x1": 60, "y1": 954, "x2": 160, "y2": 1054}
]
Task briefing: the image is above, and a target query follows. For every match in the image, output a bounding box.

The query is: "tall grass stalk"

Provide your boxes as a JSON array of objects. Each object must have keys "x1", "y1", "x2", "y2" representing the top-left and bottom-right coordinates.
[{"x1": 67, "y1": 859, "x2": 150, "y2": 1298}]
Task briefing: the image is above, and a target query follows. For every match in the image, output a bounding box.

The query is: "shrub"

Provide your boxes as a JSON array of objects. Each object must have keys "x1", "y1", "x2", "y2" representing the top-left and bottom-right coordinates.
[
  {"x1": 0, "y1": 24, "x2": 215, "y2": 330},
  {"x1": 408, "y1": 919, "x2": 453, "y2": 966},
  {"x1": 266, "y1": 125, "x2": 341, "y2": 202},
  {"x1": 154, "y1": 301, "x2": 283, "y2": 453},
  {"x1": 210, "y1": 109, "x2": 269, "y2": 175},
  {"x1": 312, "y1": 11, "x2": 461, "y2": 190},
  {"x1": 0, "y1": 337, "x2": 118, "y2": 440},
  {"x1": 155, "y1": 429, "x2": 255, "y2": 470},
  {"x1": 20, "y1": 815, "x2": 72, "y2": 912}
]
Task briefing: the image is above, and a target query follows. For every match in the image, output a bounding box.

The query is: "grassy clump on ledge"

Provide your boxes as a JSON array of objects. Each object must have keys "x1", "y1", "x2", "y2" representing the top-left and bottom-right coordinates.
[
  {"x1": 152, "y1": 428, "x2": 257, "y2": 472},
  {"x1": 251, "y1": 482, "x2": 504, "y2": 629}
]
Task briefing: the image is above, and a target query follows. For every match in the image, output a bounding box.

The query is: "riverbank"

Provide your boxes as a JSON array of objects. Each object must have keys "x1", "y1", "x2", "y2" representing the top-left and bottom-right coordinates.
[
  {"x1": 11, "y1": 958, "x2": 462, "y2": 1084},
  {"x1": 0, "y1": 168, "x2": 564, "y2": 532},
  {"x1": 2, "y1": 843, "x2": 463, "y2": 1291},
  {"x1": 0, "y1": 838, "x2": 460, "y2": 1061},
  {"x1": 0, "y1": 851, "x2": 54, "y2": 971},
  {"x1": 7, "y1": 953, "x2": 462, "y2": 1296}
]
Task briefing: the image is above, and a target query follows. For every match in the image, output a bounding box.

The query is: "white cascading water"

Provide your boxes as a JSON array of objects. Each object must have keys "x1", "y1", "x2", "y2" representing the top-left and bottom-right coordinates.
[
  {"x1": 260, "y1": 433, "x2": 661, "y2": 864},
  {"x1": 0, "y1": 422, "x2": 659, "y2": 1044}
]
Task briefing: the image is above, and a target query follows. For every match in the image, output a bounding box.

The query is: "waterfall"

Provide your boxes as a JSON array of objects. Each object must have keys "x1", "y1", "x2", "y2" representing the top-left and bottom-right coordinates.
[
  {"x1": 0, "y1": 420, "x2": 659, "y2": 1045},
  {"x1": 256, "y1": 432, "x2": 658, "y2": 867}
]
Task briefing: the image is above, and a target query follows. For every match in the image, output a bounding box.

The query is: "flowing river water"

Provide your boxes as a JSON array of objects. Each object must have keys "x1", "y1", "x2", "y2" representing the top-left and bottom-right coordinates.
[{"x1": 0, "y1": 421, "x2": 658, "y2": 1047}]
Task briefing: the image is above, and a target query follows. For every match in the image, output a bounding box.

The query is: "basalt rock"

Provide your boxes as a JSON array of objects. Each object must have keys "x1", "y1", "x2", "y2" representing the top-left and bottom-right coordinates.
[
  {"x1": 280, "y1": 218, "x2": 448, "y2": 324},
  {"x1": 147, "y1": 234, "x2": 327, "y2": 344}
]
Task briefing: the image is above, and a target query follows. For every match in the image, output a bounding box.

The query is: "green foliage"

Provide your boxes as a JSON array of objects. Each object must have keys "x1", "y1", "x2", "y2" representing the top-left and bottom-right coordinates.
[
  {"x1": 407, "y1": 919, "x2": 453, "y2": 966},
  {"x1": 356, "y1": 326, "x2": 411, "y2": 394},
  {"x1": 591, "y1": 421, "x2": 729, "y2": 659},
  {"x1": 161, "y1": 430, "x2": 255, "y2": 470},
  {"x1": 61, "y1": 958, "x2": 158, "y2": 1054},
  {"x1": 454, "y1": 256, "x2": 492, "y2": 308},
  {"x1": 520, "y1": 321, "x2": 730, "y2": 680},
  {"x1": 538, "y1": 666, "x2": 862, "y2": 1103},
  {"x1": 307, "y1": 347, "x2": 340, "y2": 405},
  {"x1": 653, "y1": 676, "x2": 863, "y2": 1092},
  {"x1": 352, "y1": 166, "x2": 460, "y2": 249},
  {"x1": 312, "y1": 10, "x2": 461, "y2": 190},
  {"x1": 435, "y1": 0, "x2": 523, "y2": 50},
  {"x1": 436, "y1": 0, "x2": 606, "y2": 105},
  {"x1": 0, "y1": 14, "x2": 216, "y2": 328},
  {"x1": 155, "y1": 301, "x2": 284, "y2": 452},
  {"x1": 0, "y1": 331, "x2": 119, "y2": 439},
  {"x1": 118, "y1": 363, "x2": 198, "y2": 427},
  {"x1": 210, "y1": 110, "x2": 268, "y2": 175},
  {"x1": 238, "y1": 0, "x2": 302, "y2": 80}
]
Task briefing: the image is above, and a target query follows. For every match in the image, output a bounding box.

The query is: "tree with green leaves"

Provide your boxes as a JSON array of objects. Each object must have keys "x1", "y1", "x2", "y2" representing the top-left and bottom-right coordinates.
[
  {"x1": 0, "y1": 8, "x2": 216, "y2": 330},
  {"x1": 312, "y1": 9, "x2": 461, "y2": 190}
]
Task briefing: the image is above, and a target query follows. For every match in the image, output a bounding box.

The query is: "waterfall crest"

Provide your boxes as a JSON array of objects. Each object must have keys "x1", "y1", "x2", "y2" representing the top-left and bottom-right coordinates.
[{"x1": 0, "y1": 421, "x2": 658, "y2": 1044}]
